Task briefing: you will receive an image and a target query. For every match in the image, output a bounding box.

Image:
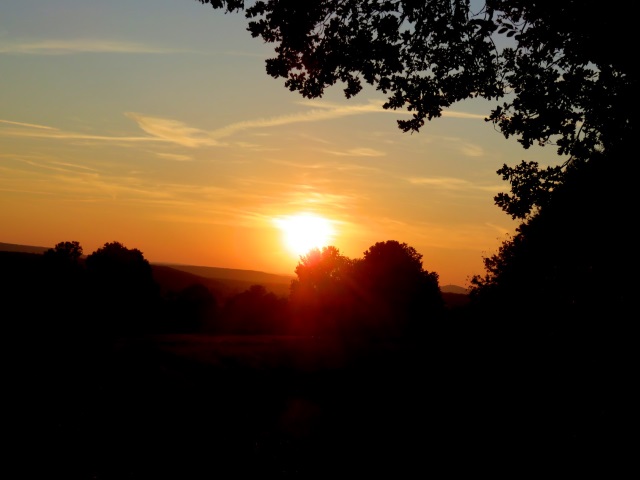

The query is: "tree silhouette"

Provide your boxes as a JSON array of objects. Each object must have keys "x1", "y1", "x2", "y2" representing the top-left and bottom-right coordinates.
[
  {"x1": 289, "y1": 246, "x2": 356, "y2": 335},
  {"x1": 357, "y1": 241, "x2": 443, "y2": 339},
  {"x1": 41, "y1": 241, "x2": 87, "y2": 333},
  {"x1": 43, "y1": 240, "x2": 83, "y2": 265},
  {"x1": 221, "y1": 284, "x2": 289, "y2": 334},
  {"x1": 289, "y1": 242, "x2": 443, "y2": 339},
  {"x1": 196, "y1": 1, "x2": 633, "y2": 160},
  {"x1": 161, "y1": 283, "x2": 218, "y2": 333},
  {"x1": 470, "y1": 145, "x2": 633, "y2": 322},
  {"x1": 195, "y1": 0, "x2": 635, "y2": 321},
  {"x1": 85, "y1": 241, "x2": 160, "y2": 335}
]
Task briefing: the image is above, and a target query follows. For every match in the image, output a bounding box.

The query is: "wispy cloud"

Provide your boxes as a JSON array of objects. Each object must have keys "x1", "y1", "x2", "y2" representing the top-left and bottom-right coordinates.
[
  {"x1": 297, "y1": 99, "x2": 400, "y2": 114},
  {"x1": 123, "y1": 102, "x2": 409, "y2": 147},
  {"x1": 407, "y1": 176, "x2": 500, "y2": 193},
  {"x1": 207, "y1": 101, "x2": 398, "y2": 139},
  {"x1": 2, "y1": 150, "x2": 363, "y2": 223},
  {"x1": 361, "y1": 215, "x2": 513, "y2": 251},
  {"x1": 295, "y1": 133, "x2": 332, "y2": 144},
  {"x1": 323, "y1": 147, "x2": 386, "y2": 157},
  {"x1": 124, "y1": 113, "x2": 219, "y2": 147},
  {"x1": 276, "y1": 186, "x2": 361, "y2": 212},
  {"x1": 217, "y1": 50, "x2": 267, "y2": 58},
  {"x1": 0, "y1": 119, "x2": 56, "y2": 130},
  {"x1": 303, "y1": 99, "x2": 487, "y2": 120},
  {"x1": 0, "y1": 119, "x2": 167, "y2": 144},
  {"x1": 407, "y1": 176, "x2": 472, "y2": 189},
  {"x1": 269, "y1": 158, "x2": 383, "y2": 174},
  {"x1": 441, "y1": 110, "x2": 487, "y2": 120},
  {"x1": 41, "y1": 160, "x2": 101, "y2": 174},
  {"x1": 0, "y1": 155, "x2": 289, "y2": 226},
  {"x1": 1, "y1": 98, "x2": 487, "y2": 150},
  {"x1": 438, "y1": 136, "x2": 487, "y2": 157},
  {"x1": 459, "y1": 143, "x2": 485, "y2": 157},
  {"x1": 155, "y1": 152, "x2": 193, "y2": 162},
  {"x1": 485, "y1": 222, "x2": 513, "y2": 239},
  {"x1": 0, "y1": 39, "x2": 184, "y2": 55}
]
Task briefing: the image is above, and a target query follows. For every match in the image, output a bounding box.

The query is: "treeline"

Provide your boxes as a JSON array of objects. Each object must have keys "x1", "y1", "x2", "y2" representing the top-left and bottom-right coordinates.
[
  {"x1": 2, "y1": 239, "x2": 449, "y2": 340},
  {"x1": 3, "y1": 238, "x2": 630, "y2": 474}
]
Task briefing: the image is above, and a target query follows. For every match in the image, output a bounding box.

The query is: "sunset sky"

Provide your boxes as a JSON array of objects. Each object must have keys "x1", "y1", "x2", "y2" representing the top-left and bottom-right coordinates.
[{"x1": 0, "y1": 0, "x2": 565, "y2": 287}]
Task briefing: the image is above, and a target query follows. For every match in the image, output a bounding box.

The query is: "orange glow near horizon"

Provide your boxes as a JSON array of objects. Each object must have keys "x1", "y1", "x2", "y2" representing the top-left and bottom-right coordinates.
[{"x1": 274, "y1": 213, "x2": 336, "y2": 258}]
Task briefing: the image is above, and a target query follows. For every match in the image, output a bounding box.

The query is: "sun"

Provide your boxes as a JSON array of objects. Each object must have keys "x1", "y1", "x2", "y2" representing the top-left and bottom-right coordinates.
[{"x1": 275, "y1": 213, "x2": 335, "y2": 257}]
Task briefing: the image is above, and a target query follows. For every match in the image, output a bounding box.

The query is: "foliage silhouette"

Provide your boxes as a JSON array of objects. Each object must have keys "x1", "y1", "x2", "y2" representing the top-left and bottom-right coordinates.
[
  {"x1": 43, "y1": 240, "x2": 83, "y2": 265},
  {"x1": 289, "y1": 245, "x2": 356, "y2": 335},
  {"x1": 289, "y1": 241, "x2": 443, "y2": 339},
  {"x1": 358, "y1": 240, "x2": 443, "y2": 338},
  {"x1": 196, "y1": 1, "x2": 634, "y2": 159},
  {"x1": 470, "y1": 142, "x2": 633, "y2": 321},
  {"x1": 220, "y1": 284, "x2": 290, "y2": 334},
  {"x1": 85, "y1": 241, "x2": 160, "y2": 335},
  {"x1": 192, "y1": 2, "x2": 635, "y2": 470},
  {"x1": 3, "y1": 235, "x2": 630, "y2": 476},
  {"x1": 195, "y1": 0, "x2": 635, "y2": 315},
  {"x1": 41, "y1": 241, "x2": 87, "y2": 333},
  {"x1": 160, "y1": 282, "x2": 218, "y2": 333}
]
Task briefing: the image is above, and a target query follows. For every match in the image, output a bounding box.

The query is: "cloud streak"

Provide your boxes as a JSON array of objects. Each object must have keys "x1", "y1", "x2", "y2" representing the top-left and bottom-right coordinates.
[
  {"x1": 124, "y1": 113, "x2": 219, "y2": 147},
  {"x1": 407, "y1": 176, "x2": 501, "y2": 193},
  {"x1": 323, "y1": 147, "x2": 386, "y2": 157},
  {"x1": 155, "y1": 152, "x2": 193, "y2": 162},
  {"x1": 123, "y1": 102, "x2": 407, "y2": 147},
  {"x1": 0, "y1": 39, "x2": 184, "y2": 55},
  {"x1": 0, "y1": 121, "x2": 167, "y2": 144},
  {"x1": 269, "y1": 158, "x2": 382, "y2": 174},
  {"x1": 1, "y1": 97, "x2": 487, "y2": 150},
  {"x1": 0, "y1": 119, "x2": 56, "y2": 130},
  {"x1": 303, "y1": 99, "x2": 487, "y2": 120}
]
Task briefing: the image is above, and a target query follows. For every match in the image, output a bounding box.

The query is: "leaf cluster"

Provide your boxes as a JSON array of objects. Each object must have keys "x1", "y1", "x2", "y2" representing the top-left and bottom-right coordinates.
[
  {"x1": 197, "y1": 0, "x2": 635, "y2": 165},
  {"x1": 290, "y1": 241, "x2": 443, "y2": 338}
]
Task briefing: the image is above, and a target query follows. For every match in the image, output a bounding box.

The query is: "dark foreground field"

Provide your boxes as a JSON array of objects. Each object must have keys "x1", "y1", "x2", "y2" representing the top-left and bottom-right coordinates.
[{"x1": 9, "y1": 331, "x2": 630, "y2": 478}]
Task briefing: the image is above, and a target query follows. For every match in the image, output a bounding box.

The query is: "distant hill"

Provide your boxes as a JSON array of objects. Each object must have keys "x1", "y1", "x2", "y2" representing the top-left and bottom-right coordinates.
[
  {"x1": 157, "y1": 263, "x2": 294, "y2": 286},
  {"x1": 151, "y1": 264, "x2": 292, "y2": 300},
  {"x1": 0, "y1": 242, "x2": 50, "y2": 255},
  {"x1": 440, "y1": 284, "x2": 469, "y2": 294}
]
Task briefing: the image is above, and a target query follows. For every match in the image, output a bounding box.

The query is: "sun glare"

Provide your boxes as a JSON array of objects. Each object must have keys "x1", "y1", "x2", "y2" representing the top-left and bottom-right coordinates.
[{"x1": 275, "y1": 213, "x2": 335, "y2": 257}]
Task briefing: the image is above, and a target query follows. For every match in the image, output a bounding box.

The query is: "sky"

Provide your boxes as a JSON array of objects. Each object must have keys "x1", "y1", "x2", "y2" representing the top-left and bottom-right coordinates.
[{"x1": 0, "y1": 0, "x2": 565, "y2": 288}]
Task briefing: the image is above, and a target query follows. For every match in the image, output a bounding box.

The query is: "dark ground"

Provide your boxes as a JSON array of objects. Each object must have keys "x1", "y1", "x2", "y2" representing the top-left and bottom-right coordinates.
[{"x1": 8, "y1": 331, "x2": 632, "y2": 479}]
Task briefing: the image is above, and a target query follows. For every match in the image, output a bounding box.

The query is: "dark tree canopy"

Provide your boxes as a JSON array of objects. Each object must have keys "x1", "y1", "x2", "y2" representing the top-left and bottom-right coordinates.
[
  {"x1": 161, "y1": 282, "x2": 218, "y2": 333},
  {"x1": 289, "y1": 242, "x2": 443, "y2": 338},
  {"x1": 196, "y1": 0, "x2": 635, "y2": 319},
  {"x1": 358, "y1": 241, "x2": 443, "y2": 335},
  {"x1": 85, "y1": 241, "x2": 160, "y2": 334},
  {"x1": 291, "y1": 245, "x2": 354, "y2": 297},
  {"x1": 289, "y1": 246, "x2": 356, "y2": 335},
  {"x1": 44, "y1": 240, "x2": 83, "y2": 264},
  {"x1": 221, "y1": 284, "x2": 289, "y2": 334},
  {"x1": 469, "y1": 142, "x2": 634, "y2": 319},
  {"x1": 197, "y1": 0, "x2": 635, "y2": 167},
  {"x1": 85, "y1": 241, "x2": 152, "y2": 279}
]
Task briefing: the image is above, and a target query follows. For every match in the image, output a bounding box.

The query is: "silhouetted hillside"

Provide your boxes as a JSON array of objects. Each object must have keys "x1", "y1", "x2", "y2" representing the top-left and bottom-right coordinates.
[
  {"x1": 440, "y1": 284, "x2": 468, "y2": 294},
  {"x1": 151, "y1": 265, "x2": 231, "y2": 298},
  {"x1": 0, "y1": 242, "x2": 50, "y2": 255},
  {"x1": 158, "y1": 263, "x2": 294, "y2": 285},
  {"x1": 151, "y1": 264, "x2": 291, "y2": 301}
]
